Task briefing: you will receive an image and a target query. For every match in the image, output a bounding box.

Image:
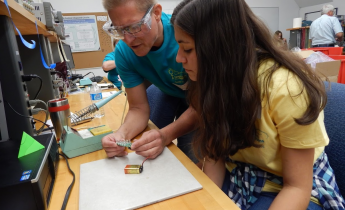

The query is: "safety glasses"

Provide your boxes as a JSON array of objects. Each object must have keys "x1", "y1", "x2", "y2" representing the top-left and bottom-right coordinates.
[{"x1": 103, "y1": 5, "x2": 154, "y2": 40}]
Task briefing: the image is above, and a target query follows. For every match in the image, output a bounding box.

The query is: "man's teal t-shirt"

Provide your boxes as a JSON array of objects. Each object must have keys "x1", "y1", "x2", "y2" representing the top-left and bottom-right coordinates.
[
  {"x1": 103, "y1": 51, "x2": 122, "y2": 89},
  {"x1": 114, "y1": 12, "x2": 188, "y2": 98}
]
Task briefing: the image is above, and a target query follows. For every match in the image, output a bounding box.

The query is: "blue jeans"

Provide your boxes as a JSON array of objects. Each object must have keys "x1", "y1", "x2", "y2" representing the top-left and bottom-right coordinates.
[{"x1": 146, "y1": 85, "x2": 197, "y2": 163}]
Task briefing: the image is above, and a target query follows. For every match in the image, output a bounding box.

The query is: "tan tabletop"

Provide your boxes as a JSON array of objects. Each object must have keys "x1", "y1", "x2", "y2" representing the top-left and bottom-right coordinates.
[{"x1": 45, "y1": 88, "x2": 239, "y2": 210}]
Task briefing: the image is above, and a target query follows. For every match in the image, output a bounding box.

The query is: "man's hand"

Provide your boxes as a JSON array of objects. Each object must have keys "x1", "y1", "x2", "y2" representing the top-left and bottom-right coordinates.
[
  {"x1": 335, "y1": 32, "x2": 344, "y2": 42},
  {"x1": 101, "y1": 132, "x2": 128, "y2": 157},
  {"x1": 130, "y1": 129, "x2": 167, "y2": 159}
]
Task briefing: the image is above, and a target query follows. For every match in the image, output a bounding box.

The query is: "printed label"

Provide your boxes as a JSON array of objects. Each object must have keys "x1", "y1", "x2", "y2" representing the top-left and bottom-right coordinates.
[
  {"x1": 90, "y1": 93, "x2": 102, "y2": 101},
  {"x1": 20, "y1": 175, "x2": 30, "y2": 181},
  {"x1": 20, "y1": 170, "x2": 32, "y2": 181},
  {"x1": 22, "y1": 170, "x2": 32, "y2": 175}
]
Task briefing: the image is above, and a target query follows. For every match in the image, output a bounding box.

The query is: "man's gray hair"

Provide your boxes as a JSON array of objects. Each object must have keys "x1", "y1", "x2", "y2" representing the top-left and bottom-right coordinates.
[
  {"x1": 322, "y1": 4, "x2": 334, "y2": 15},
  {"x1": 102, "y1": 0, "x2": 157, "y2": 12}
]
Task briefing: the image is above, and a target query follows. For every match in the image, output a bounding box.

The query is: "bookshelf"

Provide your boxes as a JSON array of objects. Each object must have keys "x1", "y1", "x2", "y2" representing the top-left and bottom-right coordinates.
[{"x1": 286, "y1": 26, "x2": 311, "y2": 49}]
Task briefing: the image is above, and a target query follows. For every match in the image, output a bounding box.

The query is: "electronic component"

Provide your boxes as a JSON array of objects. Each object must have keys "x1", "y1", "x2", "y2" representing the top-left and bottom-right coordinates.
[
  {"x1": 0, "y1": 133, "x2": 59, "y2": 210},
  {"x1": 15, "y1": 0, "x2": 35, "y2": 15},
  {"x1": 32, "y1": 2, "x2": 65, "y2": 39},
  {"x1": 116, "y1": 140, "x2": 132, "y2": 148},
  {"x1": 90, "y1": 76, "x2": 104, "y2": 83},
  {"x1": 79, "y1": 78, "x2": 93, "y2": 86},
  {"x1": 69, "y1": 91, "x2": 122, "y2": 125},
  {"x1": 124, "y1": 165, "x2": 143, "y2": 174},
  {"x1": 0, "y1": 16, "x2": 34, "y2": 141},
  {"x1": 124, "y1": 157, "x2": 149, "y2": 174},
  {"x1": 60, "y1": 126, "x2": 112, "y2": 158},
  {"x1": 71, "y1": 74, "x2": 83, "y2": 80}
]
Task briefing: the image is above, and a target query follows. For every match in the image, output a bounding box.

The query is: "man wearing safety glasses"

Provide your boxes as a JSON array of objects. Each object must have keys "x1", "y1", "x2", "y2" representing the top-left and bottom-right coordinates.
[{"x1": 101, "y1": 0, "x2": 197, "y2": 163}]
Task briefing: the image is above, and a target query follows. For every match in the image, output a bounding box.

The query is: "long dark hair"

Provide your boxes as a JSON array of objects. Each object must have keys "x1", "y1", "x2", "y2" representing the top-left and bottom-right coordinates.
[{"x1": 172, "y1": 0, "x2": 327, "y2": 161}]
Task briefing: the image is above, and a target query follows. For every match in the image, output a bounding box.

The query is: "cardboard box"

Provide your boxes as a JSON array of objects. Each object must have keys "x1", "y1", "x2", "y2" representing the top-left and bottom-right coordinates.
[
  {"x1": 295, "y1": 50, "x2": 315, "y2": 59},
  {"x1": 314, "y1": 61, "x2": 341, "y2": 82},
  {"x1": 296, "y1": 51, "x2": 341, "y2": 82}
]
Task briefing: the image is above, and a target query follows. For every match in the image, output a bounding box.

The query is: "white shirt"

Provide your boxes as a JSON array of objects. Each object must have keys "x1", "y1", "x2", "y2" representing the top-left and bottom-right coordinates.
[{"x1": 309, "y1": 15, "x2": 343, "y2": 45}]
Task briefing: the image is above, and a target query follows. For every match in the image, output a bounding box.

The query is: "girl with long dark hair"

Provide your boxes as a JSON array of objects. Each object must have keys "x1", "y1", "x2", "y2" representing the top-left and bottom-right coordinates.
[{"x1": 171, "y1": 0, "x2": 344, "y2": 209}]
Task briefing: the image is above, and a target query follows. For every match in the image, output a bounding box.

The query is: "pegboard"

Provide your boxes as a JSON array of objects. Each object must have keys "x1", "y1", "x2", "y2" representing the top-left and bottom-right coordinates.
[{"x1": 62, "y1": 12, "x2": 112, "y2": 69}]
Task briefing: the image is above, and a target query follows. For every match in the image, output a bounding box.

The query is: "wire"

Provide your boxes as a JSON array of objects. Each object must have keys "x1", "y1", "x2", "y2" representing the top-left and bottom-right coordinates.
[
  {"x1": 32, "y1": 109, "x2": 48, "y2": 135},
  {"x1": 4, "y1": 100, "x2": 53, "y2": 133},
  {"x1": 141, "y1": 156, "x2": 150, "y2": 167},
  {"x1": 21, "y1": 75, "x2": 42, "y2": 100},
  {"x1": 64, "y1": 61, "x2": 76, "y2": 75},
  {"x1": 50, "y1": 71, "x2": 63, "y2": 75},
  {"x1": 82, "y1": 72, "x2": 96, "y2": 80},
  {"x1": 121, "y1": 92, "x2": 128, "y2": 125},
  {"x1": 31, "y1": 99, "x2": 49, "y2": 135},
  {"x1": 34, "y1": 76, "x2": 43, "y2": 99},
  {"x1": 65, "y1": 60, "x2": 72, "y2": 70},
  {"x1": 201, "y1": 157, "x2": 206, "y2": 172},
  {"x1": 139, "y1": 156, "x2": 150, "y2": 173},
  {"x1": 59, "y1": 153, "x2": 75, "y2": 210}
]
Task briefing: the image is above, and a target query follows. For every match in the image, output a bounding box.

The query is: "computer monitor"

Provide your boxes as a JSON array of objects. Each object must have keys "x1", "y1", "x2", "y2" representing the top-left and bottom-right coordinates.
[
  {"x1": 0, "y1": 16, "x2": 34, "y2": 142},
  {"x1": 0, "y1": 82, "x2": 9, "y2": 141},
  {"x1": 62, "y1": 43, "x2": 75, "y2": 70},
  {"x1": 51, "y1": 42, "x2": 75, "y2": 70}
]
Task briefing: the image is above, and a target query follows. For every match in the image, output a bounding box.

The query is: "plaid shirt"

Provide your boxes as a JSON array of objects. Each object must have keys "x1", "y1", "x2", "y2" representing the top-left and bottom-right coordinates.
[{"x1": 224, "y1": 152, "x2": 345, "y2": 210}]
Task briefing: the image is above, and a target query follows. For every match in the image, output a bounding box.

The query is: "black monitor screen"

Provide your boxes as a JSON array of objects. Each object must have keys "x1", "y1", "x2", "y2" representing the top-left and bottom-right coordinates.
[{"x1": 61, "y1": 44, "x2": 75, "y2": 70}]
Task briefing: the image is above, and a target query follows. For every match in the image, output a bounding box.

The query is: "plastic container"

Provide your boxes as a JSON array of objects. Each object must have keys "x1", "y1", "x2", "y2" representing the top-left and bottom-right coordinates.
[
  {"x1": 328, "y1": 55, "x2": 345, "y2": 84},
  {"x1": 47, "y1": 98, "x2": 71, "y2": 142},
  {"x1": 90, "y1": 82, "x2": 105, "y2": 118},
  {"x1": 308, "y1": 47, "x2": 344, "y2": 55}
]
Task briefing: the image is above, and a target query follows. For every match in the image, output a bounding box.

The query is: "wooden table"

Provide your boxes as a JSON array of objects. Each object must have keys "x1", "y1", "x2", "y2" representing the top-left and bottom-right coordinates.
[{"x1": 46, "y1": 89, "x2": 239, "y2": 210}]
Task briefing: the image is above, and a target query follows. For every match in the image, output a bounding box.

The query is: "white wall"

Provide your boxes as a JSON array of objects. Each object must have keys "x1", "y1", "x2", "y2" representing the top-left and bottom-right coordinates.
[
  {"x1": 245, "y1": 0, "x2": 300, "y2": 42},
  {"x1": 295, "y1": 0, "x2": 332, "y2": 8},
  {"x1": 46, "y1": 0, "x2": 179, "y2": 73},
  {"x1": 44, "y1": 0, "x2": 180, "y2": 14},
  {"x1": 46, "y1": 0, "x2": 300, "y2": 71},
  {"x1": 48, "y1": 0, "x2": 300, "y2": 37},
  {"x1": 299, "y1": 1, "x2": 345, "y2": 20}
]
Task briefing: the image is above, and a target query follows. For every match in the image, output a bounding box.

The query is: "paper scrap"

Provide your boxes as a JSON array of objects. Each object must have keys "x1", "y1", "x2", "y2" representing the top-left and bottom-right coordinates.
[
  {"x1": 97, "y1": 16, "x2": 108, "y2": 21},
  {"x1": 78, "y1": 129, "x2": 94, "y2": 139},
  {"x1": 102, "y1": 91, "x2": 117, "y2": 98}
]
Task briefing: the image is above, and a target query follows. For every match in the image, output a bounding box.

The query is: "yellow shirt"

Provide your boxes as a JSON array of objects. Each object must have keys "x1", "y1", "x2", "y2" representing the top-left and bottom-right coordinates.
[{"x1": 226, "y1": 59, "x2": 329, "y2": 176}]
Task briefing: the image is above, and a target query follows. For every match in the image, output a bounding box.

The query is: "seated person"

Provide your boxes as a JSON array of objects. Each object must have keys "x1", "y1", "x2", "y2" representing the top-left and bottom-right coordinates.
[
  {"x1": 273, "y1": 30, "x2": 288, "y2": 50},
  {"x1": 171, "y1": 0, "x2": 345, "y2": 209},
  {"x1": 102, "y1": 39, "x2": 122, "y2": 90}
]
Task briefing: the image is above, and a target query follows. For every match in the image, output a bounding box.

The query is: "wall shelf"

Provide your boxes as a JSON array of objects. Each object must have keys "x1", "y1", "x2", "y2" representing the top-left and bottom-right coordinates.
[
  {"x1": 0, "y1": 0, "x2": 57, "y2": 42},
  {"x1": 286, "y1": 26, "x2": 310, "y2": 31}
]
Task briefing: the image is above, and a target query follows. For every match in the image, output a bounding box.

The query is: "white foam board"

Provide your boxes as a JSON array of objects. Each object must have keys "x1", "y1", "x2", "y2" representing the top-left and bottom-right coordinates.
[{"x1": 79, "y1": 147, "x2": 202, "y2": 210}]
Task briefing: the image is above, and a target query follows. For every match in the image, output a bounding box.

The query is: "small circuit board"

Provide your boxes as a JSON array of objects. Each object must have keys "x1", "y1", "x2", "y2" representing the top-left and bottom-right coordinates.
[{"x1": 116, "y1": 140, "x2": 132, "y2": 148}]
